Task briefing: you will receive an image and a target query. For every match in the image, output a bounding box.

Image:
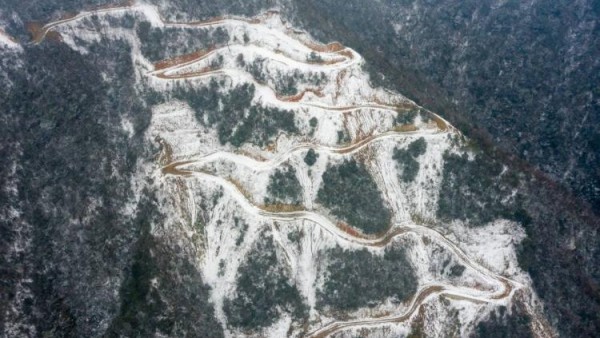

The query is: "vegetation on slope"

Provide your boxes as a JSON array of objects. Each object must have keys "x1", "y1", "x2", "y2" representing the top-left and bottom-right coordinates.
[
  {"x1": 317, "y1": 245, "x2": 417, "y2": 311},
  {"x1": 471, "y1": 305, "x2": 532, "y2": 338},
  {"x1": 304, "y1": 148, "x2": 319, "y2": 166},
  {"x1": 438, "y1": 147, "x2": 600, "y2": 336},
  {"x1": 393, "y1": 137, "x2": 427, "y2": 183},
  {"x1": 174, "y1": 81, "x2": 298, "y2": 147},
  {"x1": 265, "y1": 165, "x2": 303, "y2": 206},
  {"x1": 224, "y1": 231, "x2": 308, "y2": 330},
  {"x1": 0, "y1": 39, "x2": 151, "y2": 336},
  {"x1": 292, "y1": 0, "x2": 600, "y2": 213},
  {"x1": 287, "y1": 10, "x2": 600, "y2": 334},
  {"x1": 147, "y1": 0, "x2": 272, "y2": 22},
  {"x1": 245, "y1": 57, "x2": 326, "y2": 96},
  {"x1": 395, "y1": 108, "x2": 418, "y2": 126},
  {"x1": 137, "y1": 21, "x2": 229, "y2": 62},
  {"x1": 317, "y1": 159, "x2": 391, "y2": 234},
  {"x1": 107, "y1": 191, "x2": 223, "y2": 337},
  {"x1": 2, "y1": 1, "x2": 598, "y2": 336},
  {"x1": 437, "y1": 150, "x2": 521, "y2": 225}
]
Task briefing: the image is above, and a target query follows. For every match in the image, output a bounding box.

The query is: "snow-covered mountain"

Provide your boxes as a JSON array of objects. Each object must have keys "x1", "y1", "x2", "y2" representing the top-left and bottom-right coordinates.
[{"x1": 1, "y1": 2, "x2": 579, "y2": 337}]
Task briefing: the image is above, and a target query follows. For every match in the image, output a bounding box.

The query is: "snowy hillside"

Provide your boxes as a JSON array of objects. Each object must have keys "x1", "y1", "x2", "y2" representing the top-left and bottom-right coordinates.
[{"x1": 3, "y1": 2, "x2": 555, "y2": 337}]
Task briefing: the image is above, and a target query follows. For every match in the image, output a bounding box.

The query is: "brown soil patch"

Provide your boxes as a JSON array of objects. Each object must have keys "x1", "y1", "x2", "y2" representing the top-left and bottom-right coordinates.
[
  {"x1": 306, "y1": 57, "x2": 345, "y2": 65},
  {"x1": 260, "y1": 204, "x2": 305, "y2": 213},
  {"x1": 432, "y1": 115, "x2": 448, "y2": 131},
  {"x1": 490, "y1": 279, "x2": 513, "y2": 300},
  {"x1": 336, "y1": 49, "x2": 354, "y2": 59},
  {"x1": 324, "y1": 42, "x2": 345, "y2": 52},
  {"x1": 309, "y1": 42, "x2": 346, "y2": 53},
  {"x1": 58, "y1": 12, "x2": 78, "y2": 21},
  {"x1": 228, "y1": 177, "x2": 253, "y2": 200},
  {"x1": 304, "y1": 41, "x2": 345, "y2": 53},
  {"x1": 394, "y1": 124, "x2": 418, "y2": 132},
  {"x1": 278, "y1": 88, "x2": 324, "y2": 102},
  {"x1": 337, "y1": 221, "x2": 365, "y2": 238},
  {"x1": 154, "y1": 46, "x2": 217, "y2": 70},
  {"x1": 26, "y1": 22, "x2": 44, "y2": 43},
  {"x1": 162, "y1": 161, "x2": 194, "y2": 176},
  {"x1": 45, "y1": 31, "x2": 63, "y2": 43}
]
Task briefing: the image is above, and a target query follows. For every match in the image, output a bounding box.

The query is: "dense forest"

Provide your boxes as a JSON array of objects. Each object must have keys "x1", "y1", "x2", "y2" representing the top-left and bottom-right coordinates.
[
  {"x1": 0, "y1": 30, "x2": 220, "y2": 338},
  {"x1": 224, "y1": 231, "x2": 308, "y2": 330},
  {"x1": 289, "y1": 1, "x2": 600, "y2": 336},
  {"x1": 0, "y1": 40, "x2": 149, "y2": 336},
  {"x1": 317, "y1": 245, "x2": 417, "y2": 311},
  {"x1": 317, "y1": 160, "x2": 391, "y2": 235}
]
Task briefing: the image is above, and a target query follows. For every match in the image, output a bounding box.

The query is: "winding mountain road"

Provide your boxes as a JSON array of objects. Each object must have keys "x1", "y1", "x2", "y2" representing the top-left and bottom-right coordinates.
[
  {"x1": 149, "y1": 15, "x2": 507, "y2": 333},
  {"x1": 162, "y1": 163, "x2": 520, "y2": 336},
  {"x1": 163, "y1": 128, "x2": 444, "y2": 174},
  {"x1": 37, "y1": 5, "x2": 521, "y2": 336}
]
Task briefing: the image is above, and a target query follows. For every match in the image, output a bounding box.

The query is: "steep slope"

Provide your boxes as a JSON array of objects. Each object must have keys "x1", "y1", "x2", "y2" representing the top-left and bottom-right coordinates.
[
  {"x1": 1, "y1": 1, "x2": 595, "y2": 337},
  {"x1": 290, "y1": 0, "x2": 600, "y2": 212},
  {"x1": 286, "y1": 2, "x2": 600, "y2": 336}
]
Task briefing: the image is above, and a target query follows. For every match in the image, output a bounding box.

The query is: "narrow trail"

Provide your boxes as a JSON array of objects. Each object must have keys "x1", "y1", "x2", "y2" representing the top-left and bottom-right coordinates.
[
  {"x1": 31, "y1": 3, "x2": 348, "y2": 59},
  {"x1": 28, "y1": 0, "x2": 459, "y2": 137},
  {"x1": 31, "y1": 2, "x2": 455, "y2": 127},
  {"x1": 30, "y1": 2, "x2": 134, "y2": 43},
  {"x1": 149, "y1": 43, "x2": 354, "y2": 78},
  {"x1": 150, "y1": 65, "x2": 428, "y2": 118},
  {"x1": 28, "y1": 0, "x2": 426, "y2": 116},
  {"x1": 308, "y1": 285, "x2": 475, "y2": 338},
  {"x1": 163, "y1": 128, "x2": 444, "y2": 173},
  {"x1": 148, "y1": 54, "x2": 457, "y2": 130},
  {"x1": 164, "y1": 165, "x2": 518, "y2": 279}
]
